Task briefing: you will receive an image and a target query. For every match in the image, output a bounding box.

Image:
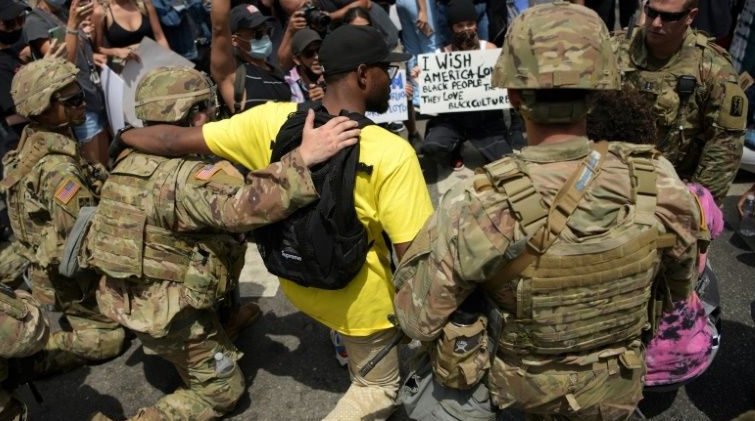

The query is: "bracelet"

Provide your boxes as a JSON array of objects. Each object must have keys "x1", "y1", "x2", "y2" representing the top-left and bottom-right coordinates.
[{"x1": 66, "y1": 27, "x2": 80, "y2": 35}]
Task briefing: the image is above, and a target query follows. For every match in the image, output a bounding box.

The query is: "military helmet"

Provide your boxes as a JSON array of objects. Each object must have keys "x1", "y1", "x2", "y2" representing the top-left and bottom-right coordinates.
[
  {"x1": 11, "y1": 58, "x2": 79, "y2": 118},
  {"x1": 491, "y1": 1, "x2": 620, "y2": 91},
  {"x1": 134, "y1": 66, "x2": 215, "y2": 123}
]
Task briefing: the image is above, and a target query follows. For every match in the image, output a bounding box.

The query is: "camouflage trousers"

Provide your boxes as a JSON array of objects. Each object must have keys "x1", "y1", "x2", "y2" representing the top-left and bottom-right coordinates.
[
  {"x1": 488, "y1": 342, "x2": 645, "y2": 421},
  {"x1": 129, "y1": 309, "x2": 245, "y2": 421},
  {"x1": 35, "y1": 313, "x2": 126, "y2": 375},
  {"x1": 322, "y1": 328, "x2": 400, "y2": 421}
]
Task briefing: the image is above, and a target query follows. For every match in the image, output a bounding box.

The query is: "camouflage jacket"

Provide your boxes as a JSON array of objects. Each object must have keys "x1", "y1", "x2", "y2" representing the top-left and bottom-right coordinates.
[
  {"x1": 0, "y1": 287, "x2": 49, "y2": 382},
  {"x1": 394, "y1": 136, "x2": 700, "y2": 351},
  {"x1": 92, "y1": 149, "x2": 317, "y2": 337},
  {"x1": 612, "y1": 27, "x2": 747, "y2": 203},
  {"x1": 0, "y1": 125, "x2": 104, "y2": 308}
]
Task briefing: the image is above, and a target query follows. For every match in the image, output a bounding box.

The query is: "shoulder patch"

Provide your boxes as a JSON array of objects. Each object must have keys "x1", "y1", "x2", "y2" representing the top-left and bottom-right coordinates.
[
  {"x1": 54, "y1": 178, "x2": 81, "y2": 205},
  {"x1": 194, "y1": 164, "x2": 223, "y2": 181}
]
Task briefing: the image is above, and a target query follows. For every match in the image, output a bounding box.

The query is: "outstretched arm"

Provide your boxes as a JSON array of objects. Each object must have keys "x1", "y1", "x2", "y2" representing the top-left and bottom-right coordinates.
[{"x1": 121, "y1": 109, "x2": 360, "y2": 164}]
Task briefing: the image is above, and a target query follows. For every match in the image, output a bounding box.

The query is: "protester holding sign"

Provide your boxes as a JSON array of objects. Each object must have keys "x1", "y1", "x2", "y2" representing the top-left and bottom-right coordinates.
[{"x1": 417, "y1": 0, "x2": 518, "y2": 170}]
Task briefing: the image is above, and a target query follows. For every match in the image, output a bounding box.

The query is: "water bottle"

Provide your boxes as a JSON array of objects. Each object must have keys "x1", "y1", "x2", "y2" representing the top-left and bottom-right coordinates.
[
  {"x1": 739, "y1": 194, "x2": 755, "y2": 237},
  {"x1": 214, "y1": 351, "x2": 234, "y2": 376}
]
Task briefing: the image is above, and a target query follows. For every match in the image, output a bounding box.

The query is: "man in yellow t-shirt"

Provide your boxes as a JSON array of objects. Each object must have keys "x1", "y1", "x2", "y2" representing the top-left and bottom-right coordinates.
[{"x1": 120, "y1": 25, "x2": 433, "y2": 421}]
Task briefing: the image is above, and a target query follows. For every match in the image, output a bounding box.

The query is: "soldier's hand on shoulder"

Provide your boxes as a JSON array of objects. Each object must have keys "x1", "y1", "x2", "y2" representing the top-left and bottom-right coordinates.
[{"x1": 298, "y1": 109, "x2": 360, "y2": 167}]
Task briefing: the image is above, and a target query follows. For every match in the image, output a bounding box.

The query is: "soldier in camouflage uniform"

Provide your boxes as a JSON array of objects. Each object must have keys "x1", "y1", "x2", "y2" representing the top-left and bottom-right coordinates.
[
  {"x1": 612, "y1": 0, "x2": 747, "y2": 204},
  {"x1": 0, "y1": 58, "x2": 125, "y2": 373},
  {"x1": 393, "y1": 3, "x2": 702, "y2": 420},
  {"x1": 0, "y1": 285, "x2": 49, "y2": 421},
  {"x1": 89, "y1": 66, "x2": 350, "y2": 421}
]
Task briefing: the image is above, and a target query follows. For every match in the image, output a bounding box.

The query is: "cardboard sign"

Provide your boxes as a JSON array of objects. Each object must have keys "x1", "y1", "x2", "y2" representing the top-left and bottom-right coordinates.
[
  {"x1": 418, "y1": 48, "x2": 510, "y2": 114},
  {"x1": 366, "y1": 69, "x2": 409, "y2": 124}
]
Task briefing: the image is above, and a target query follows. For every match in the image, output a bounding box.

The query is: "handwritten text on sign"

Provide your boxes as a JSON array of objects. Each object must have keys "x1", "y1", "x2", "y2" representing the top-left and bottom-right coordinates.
[{"x1": 418, "y1": 48, "x2": 509, "y2": 114}]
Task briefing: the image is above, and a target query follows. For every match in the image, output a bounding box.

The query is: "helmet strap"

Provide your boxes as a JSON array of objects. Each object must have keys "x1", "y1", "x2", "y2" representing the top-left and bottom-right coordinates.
[{"x1": 519, "y1": 90, "x2": 591, "y2": 125}]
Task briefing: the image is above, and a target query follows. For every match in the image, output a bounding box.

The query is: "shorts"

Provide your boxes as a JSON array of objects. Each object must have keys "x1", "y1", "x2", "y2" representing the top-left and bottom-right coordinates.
[{"x1": 72, "y1": 111, "x2": 105, "y2": 143}]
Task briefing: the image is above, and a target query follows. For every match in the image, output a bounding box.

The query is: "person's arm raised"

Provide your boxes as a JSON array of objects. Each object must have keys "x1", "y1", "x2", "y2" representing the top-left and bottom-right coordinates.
[{"x1": 210, "y1": 0, "x2": 240, "y2": 112}]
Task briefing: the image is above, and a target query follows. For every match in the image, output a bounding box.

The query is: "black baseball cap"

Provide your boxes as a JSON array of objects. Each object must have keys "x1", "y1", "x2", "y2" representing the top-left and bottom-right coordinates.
[
  {"x1": 229, "y1": 4, "x2": 273, "y2": 33},
  {"x1": 0, "y1": 0, "x2": 30, "y2": 21},
  {"x1": 319, "y1": 25, "x2": 411, "y2": 76},
  {"x1": 291, "y1": 29, "x2": 321, "y2": 56}
]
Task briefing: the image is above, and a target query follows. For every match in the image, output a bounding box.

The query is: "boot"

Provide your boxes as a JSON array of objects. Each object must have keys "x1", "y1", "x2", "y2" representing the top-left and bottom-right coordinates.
[{"x1": 222, "y1": 302, "x2": 261, "y2": 341}]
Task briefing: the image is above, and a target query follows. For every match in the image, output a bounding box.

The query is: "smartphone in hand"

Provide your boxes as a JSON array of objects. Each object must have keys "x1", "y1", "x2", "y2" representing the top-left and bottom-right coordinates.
[{"x1": 48, "y1": 26, "x2": 66, "y2": 43}]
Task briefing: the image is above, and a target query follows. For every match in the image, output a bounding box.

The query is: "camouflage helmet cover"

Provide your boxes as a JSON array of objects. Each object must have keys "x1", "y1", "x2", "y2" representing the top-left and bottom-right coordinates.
[
  {"x1": 135, "y1": 66, "x2": 214, "y2": 123},
  {"x1": 491, "y1": 1, "x2": 620, "y2": 91},
  {"x1": 11, "y1": 58, "x2": 79, "y2": 118}
]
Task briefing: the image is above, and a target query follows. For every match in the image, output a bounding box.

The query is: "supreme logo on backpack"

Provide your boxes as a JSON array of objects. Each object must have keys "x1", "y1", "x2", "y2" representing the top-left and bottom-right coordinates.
[{"x1": 255, "y1": 102, "x2": 374, "y2": 289}]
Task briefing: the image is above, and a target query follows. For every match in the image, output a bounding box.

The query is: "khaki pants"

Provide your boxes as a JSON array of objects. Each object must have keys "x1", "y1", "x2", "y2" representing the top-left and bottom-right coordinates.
[{"x1": 322, "y1": 328, "x2": 401, "y2": 421}]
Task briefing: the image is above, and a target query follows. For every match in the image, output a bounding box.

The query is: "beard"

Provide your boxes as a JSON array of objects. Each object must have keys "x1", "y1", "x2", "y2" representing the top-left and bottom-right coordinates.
[
  {"x1": 451, "y1": 30, "x2": 479, "y2": 51},
  {"x1": 365, "y1": 83, "x2": 390, "y2": 114}
]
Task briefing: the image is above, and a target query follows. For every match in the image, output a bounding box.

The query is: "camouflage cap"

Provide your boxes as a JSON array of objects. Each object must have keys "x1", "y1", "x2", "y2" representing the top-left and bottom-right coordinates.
[
  {"x1": 491, "y1": 1, "x2": 620, "y2": 91},
  {"x1": 11, "y1": 58, "x2": 79, "y2": 118},
  {"x1": 134, "y1": 66, "x2": 214, "y2": 123}
]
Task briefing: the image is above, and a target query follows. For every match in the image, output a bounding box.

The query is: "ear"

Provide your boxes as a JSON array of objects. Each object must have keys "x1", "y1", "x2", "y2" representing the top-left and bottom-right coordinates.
[
  {"x1": 355, "y1": 63, "x2": 369, "y2": 88},
  {"x1": 231, "y1": 34, "x2": 240, "y2": 48},
  {"x1": 508, "y1": 89, "x2": 522, "y2": 109},
  {"x1": 293, "y1": 56, "x2": 303, "y2": 67},
  {"x1": 192, "y1": 111, "x2": 210, "y2": 127},
  {"x1": 685, "y1": 7, "x2": 698, "y2": 25}
]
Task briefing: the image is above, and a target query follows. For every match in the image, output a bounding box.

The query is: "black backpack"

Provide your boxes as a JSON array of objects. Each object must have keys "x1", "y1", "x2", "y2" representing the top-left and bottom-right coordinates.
[{"x1": 255, "y1": 102, "x2": 374, "y2": 289}]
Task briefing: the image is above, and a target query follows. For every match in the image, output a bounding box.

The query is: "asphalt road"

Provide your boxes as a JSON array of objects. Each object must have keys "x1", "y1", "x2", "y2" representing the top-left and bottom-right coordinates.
[{"x1": 13, "y1": 140, "x2": 755, "y2": 421}]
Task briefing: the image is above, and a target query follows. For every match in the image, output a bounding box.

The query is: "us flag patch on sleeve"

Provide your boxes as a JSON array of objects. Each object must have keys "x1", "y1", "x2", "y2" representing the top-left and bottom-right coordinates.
[
  {"x1": 55, "y1": 179, "x2": 81, "y2": 205},
  {"x1": 194, "y1": 164, "x2": 222, "y2": 180}
]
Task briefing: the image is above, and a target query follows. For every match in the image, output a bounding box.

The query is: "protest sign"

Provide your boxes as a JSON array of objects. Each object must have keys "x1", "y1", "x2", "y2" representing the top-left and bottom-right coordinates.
[{"x1": 418, "y1": 48, "x2": 509, "y2": 114}]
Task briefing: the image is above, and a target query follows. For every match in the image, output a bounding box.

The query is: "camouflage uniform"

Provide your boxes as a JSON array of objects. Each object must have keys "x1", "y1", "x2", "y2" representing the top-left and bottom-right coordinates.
[
  {"x1": 0, "y1": 59, "x2": 125, "y2": 372},
  {"x1": 612, "y1": 27, "x2": 748, "y2": 203},
  {"x1": 0, "y1": 287, "x2": 50, "y2": 421},
  {"x1": 88, "y1": 66, "x2": 319, "y2": 421},
  {"x1": 394, "y1": 4, "x2": 701, "y2": 420}
]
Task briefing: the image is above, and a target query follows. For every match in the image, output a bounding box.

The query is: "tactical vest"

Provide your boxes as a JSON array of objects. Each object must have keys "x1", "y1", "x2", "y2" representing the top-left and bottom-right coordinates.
[
  {"x1": 0, "y1": 126, "x2": 91, "y2": 269},
  {"x1": 86, "y1": 151, "x2": 245, "y2": 309},
  {"x1": 619, "y1": 30, "x2": 742, "y2": 175},
  {"x1": 484, "y1": 143, "x2": 671, "y2": 355}
]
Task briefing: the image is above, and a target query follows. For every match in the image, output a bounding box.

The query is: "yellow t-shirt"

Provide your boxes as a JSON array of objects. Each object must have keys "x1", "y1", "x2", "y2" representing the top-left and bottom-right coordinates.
[{"x1": 202, "y1": 102, "x2": 434, "y2": 335}]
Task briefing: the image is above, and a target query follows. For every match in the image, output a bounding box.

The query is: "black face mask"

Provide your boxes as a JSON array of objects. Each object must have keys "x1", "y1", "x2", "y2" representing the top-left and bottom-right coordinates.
[
  {"x1": 451, "y1": 30, "x2": 478, "y2": 51},
  {"x1": 0, "y1": 29, "x2": 22, "y2": 46}
]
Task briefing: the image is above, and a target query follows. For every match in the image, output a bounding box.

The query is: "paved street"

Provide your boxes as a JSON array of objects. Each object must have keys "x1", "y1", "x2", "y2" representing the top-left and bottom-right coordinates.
[{"x1": 13, "y1": 137, "x2": 755, "y2": 421}]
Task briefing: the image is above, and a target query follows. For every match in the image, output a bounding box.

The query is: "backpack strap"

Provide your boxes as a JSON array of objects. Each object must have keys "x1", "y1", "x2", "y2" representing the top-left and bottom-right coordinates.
[{"x1": 484, "y1": 141, "x2": 610, "y2": 287}]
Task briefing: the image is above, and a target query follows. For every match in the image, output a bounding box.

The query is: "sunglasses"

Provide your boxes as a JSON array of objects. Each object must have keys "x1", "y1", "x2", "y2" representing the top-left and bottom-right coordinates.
[
  {"x1": 374, "y1": 64, "x2": 399, "y2": 80},
  {"x1": 300, "y1": 47, "x2": 319, "y2": 59},
  {"x1": 55, "y1": 90, "x2": 86, "y2": 107},
  {"x1": 643, "y1": 4, "x2": 690, "y2": 22}
]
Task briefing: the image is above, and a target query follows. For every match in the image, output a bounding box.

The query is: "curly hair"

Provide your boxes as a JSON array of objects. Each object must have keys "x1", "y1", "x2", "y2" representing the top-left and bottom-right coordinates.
[{"x1": 587, "y1": 85, "x2": 657, "y2": 144}]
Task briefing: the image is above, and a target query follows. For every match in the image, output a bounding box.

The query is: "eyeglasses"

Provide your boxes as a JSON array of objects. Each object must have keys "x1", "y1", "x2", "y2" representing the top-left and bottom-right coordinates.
[
  {"x1": 374, "y1": 64, "x2": 399, "y2": 80},
  {"x1": 235, "y1": 26, "x2": 272, "y2": 43},
  {"x1": 55, "y1": 90, "x2": 86, "y2": 107},
  {"x1": 251, "y1": 26, "x2": 272, "y2": 40},
  {"x1": 300, "y1": 47, "x2": 319, "y2": 59},
  {"x1": 643, "y1": 4, "x2": 690, "y2": 22}
]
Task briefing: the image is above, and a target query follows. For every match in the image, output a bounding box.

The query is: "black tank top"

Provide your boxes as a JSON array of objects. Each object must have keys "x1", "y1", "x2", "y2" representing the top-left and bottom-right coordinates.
[{"x1": 105, "y1": 8, "x2": 153, "y2": 47}]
